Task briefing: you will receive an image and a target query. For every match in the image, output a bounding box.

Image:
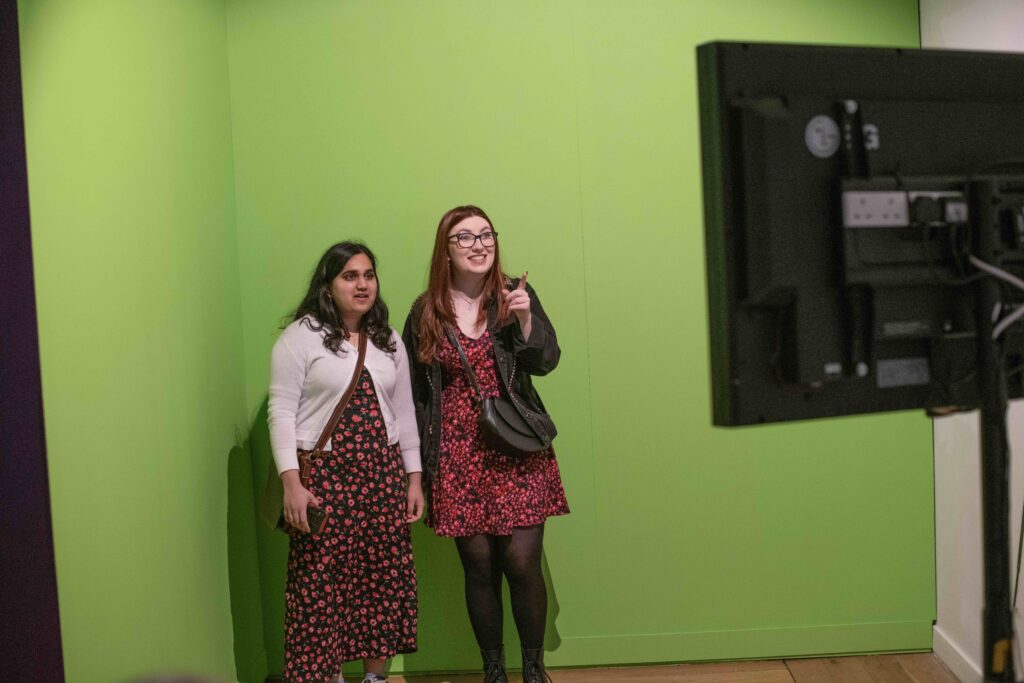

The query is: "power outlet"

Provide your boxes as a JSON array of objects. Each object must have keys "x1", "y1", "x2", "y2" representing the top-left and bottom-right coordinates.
[{"x1": 842, "y1": 191, "x2": 909, "y2": 228}]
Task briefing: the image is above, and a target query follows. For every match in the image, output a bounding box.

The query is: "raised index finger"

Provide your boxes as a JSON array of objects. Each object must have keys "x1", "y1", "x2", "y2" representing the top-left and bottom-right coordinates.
[{"x1": 517, "y1": 271, "x2": 528, "y2": 290}]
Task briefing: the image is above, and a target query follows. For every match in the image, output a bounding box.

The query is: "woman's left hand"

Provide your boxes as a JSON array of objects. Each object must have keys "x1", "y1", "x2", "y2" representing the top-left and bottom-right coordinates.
[
  {"x1": 503, "y1": 273, "x2": 532, "y2": 340},
  {"x1": 406, "y1": 473, "x2": 424, "y2": 523}
]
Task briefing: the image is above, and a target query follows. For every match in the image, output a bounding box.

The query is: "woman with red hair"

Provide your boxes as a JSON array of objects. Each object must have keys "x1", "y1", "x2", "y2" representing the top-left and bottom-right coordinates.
[{"x1": 403, "y1": 205, "x2": 568, "y2": 683}]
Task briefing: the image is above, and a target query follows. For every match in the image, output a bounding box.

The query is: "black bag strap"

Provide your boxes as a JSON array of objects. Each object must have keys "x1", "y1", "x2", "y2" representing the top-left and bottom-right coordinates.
[
  {"x1": 444, "y1": 325, "x2": 485, "y2": 403},
  {"x1": 311, "y1": 331, "x2": 368, "y2": 456}
]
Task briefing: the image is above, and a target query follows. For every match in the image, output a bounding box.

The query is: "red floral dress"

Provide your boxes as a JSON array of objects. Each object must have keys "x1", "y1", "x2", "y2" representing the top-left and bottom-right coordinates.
[
  {"x1": 429, "y1": 329, "x2": 570, "y2": 537},
  {"x1": 284, "y1": 368, "x2": 417, "y2": 683}
]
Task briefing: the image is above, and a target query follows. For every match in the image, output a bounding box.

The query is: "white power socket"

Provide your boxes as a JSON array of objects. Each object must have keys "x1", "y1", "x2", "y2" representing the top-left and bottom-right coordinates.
[{"x1": 842, "y1": 191, "x2": 909, "y2": 228}]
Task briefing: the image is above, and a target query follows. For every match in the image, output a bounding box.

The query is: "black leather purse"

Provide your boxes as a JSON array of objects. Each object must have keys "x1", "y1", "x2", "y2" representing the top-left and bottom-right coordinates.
[{"x1": 446, "y1": 325, "x2": 553, "y2": 457}]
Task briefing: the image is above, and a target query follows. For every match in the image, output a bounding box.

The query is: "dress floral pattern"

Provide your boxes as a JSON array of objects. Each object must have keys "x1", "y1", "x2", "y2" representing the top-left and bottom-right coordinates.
[
  {"x1": 284, "y1": 368, "x2": 417, "y2": 683},
  {"x1": 429, "y1": 329, "x2": 569, "y2": 537}
]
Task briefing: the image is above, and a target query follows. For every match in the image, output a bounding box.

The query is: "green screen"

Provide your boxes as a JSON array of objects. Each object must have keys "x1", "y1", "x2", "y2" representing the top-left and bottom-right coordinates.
[
  {"x1": 20, "y1": 1, "x2": 928, "y2": 681},
  {"x1": 225, "y1": 0, "x2": 929, "y2": 675},
  {"x1": 18, "y1": 1, "x2": 254, "y2": 681}
]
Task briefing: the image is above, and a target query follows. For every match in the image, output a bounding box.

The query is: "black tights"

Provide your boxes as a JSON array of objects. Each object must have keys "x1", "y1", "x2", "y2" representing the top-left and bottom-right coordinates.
[{"x1": 454, "y1": 524, "x2": 546, "y2": 651}]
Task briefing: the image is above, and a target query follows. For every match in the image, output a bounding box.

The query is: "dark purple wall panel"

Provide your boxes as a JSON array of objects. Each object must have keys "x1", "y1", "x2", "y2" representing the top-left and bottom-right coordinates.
[{"x1": 0, "y1": 1, "x2": 66, "y2": 680}]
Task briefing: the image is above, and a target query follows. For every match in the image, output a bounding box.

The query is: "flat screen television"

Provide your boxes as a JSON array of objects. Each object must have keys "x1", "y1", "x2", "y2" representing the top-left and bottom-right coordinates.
[{"x1": 698, "y1": 41, "x2": 1024, "y2": 426}]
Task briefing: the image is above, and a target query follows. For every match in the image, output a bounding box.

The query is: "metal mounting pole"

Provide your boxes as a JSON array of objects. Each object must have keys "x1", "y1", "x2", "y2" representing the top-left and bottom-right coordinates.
[{"x1": 974, "y1": 183, "x2": 1016, "y2": 683}]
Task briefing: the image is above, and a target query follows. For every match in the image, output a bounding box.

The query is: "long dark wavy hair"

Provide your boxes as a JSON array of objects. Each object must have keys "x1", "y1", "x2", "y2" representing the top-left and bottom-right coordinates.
[{"x1": 290, "y1": 241, "x2": 396, "y2": 354}]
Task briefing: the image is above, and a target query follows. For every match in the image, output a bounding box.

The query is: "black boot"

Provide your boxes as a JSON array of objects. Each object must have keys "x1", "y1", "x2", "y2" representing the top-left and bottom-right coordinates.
[
  {"x1": 521, "y1": 647, "x2": 552, "y2": 683},
  {"x1": 481, "y1": 647, "x2": 508, "y2": 683}
]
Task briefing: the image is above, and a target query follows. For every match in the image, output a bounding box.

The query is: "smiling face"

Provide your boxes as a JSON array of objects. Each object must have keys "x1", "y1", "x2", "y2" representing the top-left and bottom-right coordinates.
[
  {"x1": 329, "y1": 252, "x2": 377, "y2": 323},
  {"x1": 447, "y1": 215, "x2": 496, "y2": 277}
]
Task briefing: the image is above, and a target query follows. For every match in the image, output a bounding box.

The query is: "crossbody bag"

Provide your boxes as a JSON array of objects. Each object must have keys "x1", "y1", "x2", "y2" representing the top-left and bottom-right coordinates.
[
  {"x1": 260, "y1": 331, "x2": 368, "y2": 534},
  {"x1": 445, "y1": 325, "x2": 552, "y2": 458}
]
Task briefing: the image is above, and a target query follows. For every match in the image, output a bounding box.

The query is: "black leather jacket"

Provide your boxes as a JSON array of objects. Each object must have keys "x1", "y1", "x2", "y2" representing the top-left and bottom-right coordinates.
[{"x1": 401, "y1": 279, "x2": 560, "y2": 485}]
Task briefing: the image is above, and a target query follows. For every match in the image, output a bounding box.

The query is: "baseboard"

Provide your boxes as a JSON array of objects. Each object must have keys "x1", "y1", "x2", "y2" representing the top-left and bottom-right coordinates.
[
  {"x1": 933, "y1": 624, "x2": 982, "y2": 683},
  {"x1": 261, "y1": 619, "x2": 934, "y2": 677},
  {"x1": 542, "y1": 619, "x2": 933, "y2": 667}
]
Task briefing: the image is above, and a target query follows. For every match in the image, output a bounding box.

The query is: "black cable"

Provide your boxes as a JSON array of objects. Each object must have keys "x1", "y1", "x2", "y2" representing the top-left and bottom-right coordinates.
[
  {"x1": 1011, "y1": 366, "x2": 1024, "y2": 683},
  {"x1": 915, "y1": 219, "x2": 979, "y2": 287},
  {"x1": 1014, "y1": 502, "x2": 1024, "y2": 607}
]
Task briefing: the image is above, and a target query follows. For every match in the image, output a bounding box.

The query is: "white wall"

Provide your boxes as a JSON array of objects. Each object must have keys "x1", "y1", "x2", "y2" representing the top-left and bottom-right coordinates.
[
  {"x1": 921, "y1": 0, "x2": 1024, "y2": 51},
  {"x1": 933, "y1": 408, "x2": 1024, "y2": 682},
  {"x1": 922, "y1": 5, "x2": 1024, "y2": 682},
  {"x1": 932, "y1": 412, "x2": 986, "y2": 683}
]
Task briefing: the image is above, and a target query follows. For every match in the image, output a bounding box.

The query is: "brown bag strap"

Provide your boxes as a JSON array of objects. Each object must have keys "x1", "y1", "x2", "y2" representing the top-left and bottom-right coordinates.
[{"x1": 311, "y1": 331, "x2": 368, "y2": 457}]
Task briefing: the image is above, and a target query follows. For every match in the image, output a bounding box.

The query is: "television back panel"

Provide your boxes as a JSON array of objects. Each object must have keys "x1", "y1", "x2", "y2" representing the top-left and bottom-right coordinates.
[{"x1": 698, "y1": 42, "x2": 1024, "y2": 425}]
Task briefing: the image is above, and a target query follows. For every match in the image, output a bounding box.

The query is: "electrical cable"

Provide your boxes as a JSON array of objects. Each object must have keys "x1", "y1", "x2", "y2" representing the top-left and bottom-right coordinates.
[
  {"x1": 1007, "y1": 361, "x2": 1024, "y2": 379},
  {"x1": 971, "y1": 252, "x2": 1024, "y2": 667},
  {"x1": 916, "y1": 222, "x2": 980, "y2": 287},
  {"x1": 969, "y1": 256, "x2": 1024, "y2": 338},
  {"x1": 1015, "y1": 500, "x2": 1024, "y2": 607},
  {"x1": 995, "y1": 306, "x2": 1024, "y2": 340},
  {"x1": 970, "y1": 255, "x2": 1024, "y2": 293},
  {"x1": 1013, "y1": 413, "x2": 1024, "y2": 683},
  {"x1": 963, "y1": 171, "x2": 1024, "y2": 677}
]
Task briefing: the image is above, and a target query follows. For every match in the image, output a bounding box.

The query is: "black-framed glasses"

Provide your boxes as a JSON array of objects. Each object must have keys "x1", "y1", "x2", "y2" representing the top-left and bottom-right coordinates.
[{"x1": 448, "y1": 231, "x2": 498, "y2": 249}]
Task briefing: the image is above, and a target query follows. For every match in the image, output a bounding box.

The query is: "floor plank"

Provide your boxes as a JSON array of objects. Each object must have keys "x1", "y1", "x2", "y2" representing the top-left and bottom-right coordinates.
[
  {"x1": 395, "y1": 660, "x2": 792, "y2": 682},
  {"x1": 858, "y1": 655, "x2": 918, "y2": 683},
  {"x1": 542, "y1": 659, "x2": 794, "y2": 682},
  {"x1": 786, "y1": 655, "x2": 958, "y2": 683},
  {"x1": 786, "y1": 657, "x2": 875, "y2": 683},
  {"x1": 393, "y1": 654, "x2": 956, "y2": 683},
  {"x1": 893, "y1": 654, "x2": 960, "y2": 683}
]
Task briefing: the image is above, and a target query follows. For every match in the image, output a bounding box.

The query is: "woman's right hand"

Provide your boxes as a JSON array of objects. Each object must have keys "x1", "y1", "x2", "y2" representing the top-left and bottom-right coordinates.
[{"x1": 281, "y1": 469, "x2": 320, "y2": 533}]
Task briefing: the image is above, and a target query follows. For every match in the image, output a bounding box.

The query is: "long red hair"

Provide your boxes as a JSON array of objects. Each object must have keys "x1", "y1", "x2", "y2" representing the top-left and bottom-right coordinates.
[{"x1": 417, "y1": 205, "x2": 508, "y2": 363}]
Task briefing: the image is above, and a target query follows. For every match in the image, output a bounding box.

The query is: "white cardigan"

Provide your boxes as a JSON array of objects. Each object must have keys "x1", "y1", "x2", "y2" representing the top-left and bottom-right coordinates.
[{"x1": 267, "y1": 317, "x2": 422, "y2": 475}]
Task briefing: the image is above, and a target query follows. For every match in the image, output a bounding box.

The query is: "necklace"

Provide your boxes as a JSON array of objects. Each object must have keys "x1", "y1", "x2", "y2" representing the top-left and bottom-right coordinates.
[
  {"x1": 450, "y1": 288, "x2": 482, "y2": 307},
  {"x1": 451, "y1": 288, "x2": 486, "y2": 337}
]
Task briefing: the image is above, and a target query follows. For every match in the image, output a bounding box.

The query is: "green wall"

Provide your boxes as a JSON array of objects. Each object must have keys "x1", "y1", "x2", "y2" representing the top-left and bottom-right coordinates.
[
  {"x1": 225, "y1": 0, "x2": 929, "y2": 676},
  {"x1": 18, "y1": 1, "x2": 253, "y2": 682},
  {"x1": 20, "y1": 1, "x2": 928, "y2": 681}
]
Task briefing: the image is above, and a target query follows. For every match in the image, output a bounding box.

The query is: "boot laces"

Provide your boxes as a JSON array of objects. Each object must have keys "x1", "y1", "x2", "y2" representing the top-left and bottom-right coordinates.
[
  {"x1": 522, "y1": 660, "x2": 553, "y2": 683},
  {"x1": 484, "y1": 659, "x2": 508, "y2": 683}
]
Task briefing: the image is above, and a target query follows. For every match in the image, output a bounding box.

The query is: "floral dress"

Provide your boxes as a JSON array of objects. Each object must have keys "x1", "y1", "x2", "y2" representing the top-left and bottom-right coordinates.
[
  {"x1": 284, "y1": 368, "x2": 417, "y2": 683},
  {"x1": 429, "y1": 329, "x2": 569, "y2": 537}
]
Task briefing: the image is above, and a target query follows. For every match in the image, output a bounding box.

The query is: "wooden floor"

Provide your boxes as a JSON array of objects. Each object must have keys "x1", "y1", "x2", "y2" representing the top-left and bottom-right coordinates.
[{"x1": 390, "y1": 653, "x2": 960, "y2": 683}]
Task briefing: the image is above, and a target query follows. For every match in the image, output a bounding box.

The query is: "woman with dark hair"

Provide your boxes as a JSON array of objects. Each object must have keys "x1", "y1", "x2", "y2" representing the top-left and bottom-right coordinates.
[
  {"x1": 269, "y1": 241, "x2": 422, "y2": 683},
  {"x1": 403, "y1": 206, "x2": 568, "y2": 683}
]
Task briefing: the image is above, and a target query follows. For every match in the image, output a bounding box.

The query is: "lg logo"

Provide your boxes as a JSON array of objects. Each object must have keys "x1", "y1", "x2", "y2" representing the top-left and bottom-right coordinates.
[{"x1": 805, "y1": 116, "x2": 880, "y2": 157}]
